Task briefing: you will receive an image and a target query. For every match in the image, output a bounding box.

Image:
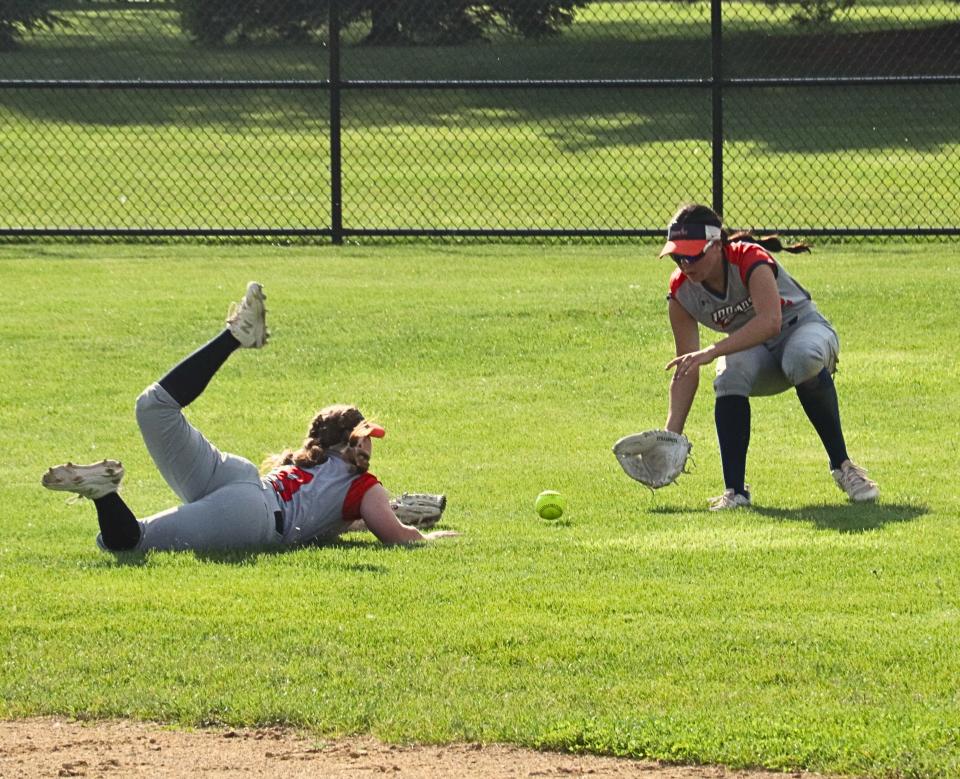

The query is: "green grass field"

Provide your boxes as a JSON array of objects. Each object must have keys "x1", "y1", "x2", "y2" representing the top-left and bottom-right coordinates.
[{"x1": 1, "y1": 242, "x2": 958, "y2": 777}]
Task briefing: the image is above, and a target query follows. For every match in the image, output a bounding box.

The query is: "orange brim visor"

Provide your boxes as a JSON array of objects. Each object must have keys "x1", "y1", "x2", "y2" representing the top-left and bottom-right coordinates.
[
  {"x1": 658, "y1": 222, "x2": 722, "y2": 258},
  {"x1": 351, "y1": 420, "x2": 386, "y2": 439}
]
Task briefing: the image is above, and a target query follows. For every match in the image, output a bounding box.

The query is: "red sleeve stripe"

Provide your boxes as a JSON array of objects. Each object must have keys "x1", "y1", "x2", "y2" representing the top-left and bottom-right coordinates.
[
  {"x1": 668, "y1": 267, "x2": 687, "y2": 297},
  {"x1": 341, "y1": 472, "x2": 381, "y2": 521}
]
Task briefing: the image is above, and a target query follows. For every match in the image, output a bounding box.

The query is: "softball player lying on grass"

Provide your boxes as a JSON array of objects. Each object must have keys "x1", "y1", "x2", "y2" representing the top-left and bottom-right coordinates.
[
  {"x1": 660, "y1": 203, "x2": 879, "y2": 510},
  {"x1": 42, "y1": 282, "x2": 458, "y2": 552}
]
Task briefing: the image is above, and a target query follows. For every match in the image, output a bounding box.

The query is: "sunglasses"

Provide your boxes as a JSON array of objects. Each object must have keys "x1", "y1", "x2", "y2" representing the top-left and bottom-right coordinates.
[
  {"x1": 670, "y1": 249, "x2": 707, "y2": 267},
  {"x1": 670, "y1": 239, "x2": 717, "y2": 267}
]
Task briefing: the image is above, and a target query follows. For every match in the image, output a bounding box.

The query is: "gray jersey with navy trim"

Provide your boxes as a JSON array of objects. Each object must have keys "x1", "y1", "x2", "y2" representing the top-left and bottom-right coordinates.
[{"x1": 669, "y1": 242, "x2": 821, "y2": 347}]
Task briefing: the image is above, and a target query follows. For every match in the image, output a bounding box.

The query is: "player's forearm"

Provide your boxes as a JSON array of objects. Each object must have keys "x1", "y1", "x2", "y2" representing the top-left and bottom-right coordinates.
[
  {"x1": 665, "y1": 374, "x2": 698, "y2": 433},
  {"x1": 382, "y1": 523, "x2": 427, "y2": 545},
  {"x1": 706, "y1": 313, "x2": 780, "y2": 360}
]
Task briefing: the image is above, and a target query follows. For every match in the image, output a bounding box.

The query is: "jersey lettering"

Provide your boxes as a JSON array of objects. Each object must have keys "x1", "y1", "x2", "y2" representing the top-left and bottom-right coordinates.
[
  {"x1": 713, "y1": 296, "x2": 754, "y2": 328},
  {"x1": 669, "y1": 242, "x2": 813, "y2": 337},
  {"x1": 268, "y1": 466, "x2": 315, "y2": 502}
]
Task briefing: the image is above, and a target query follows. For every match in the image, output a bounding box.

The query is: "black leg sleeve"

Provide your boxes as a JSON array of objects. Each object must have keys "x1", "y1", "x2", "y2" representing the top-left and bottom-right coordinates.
[
  {"x1": 795, "y1": 368, "x2": 849, "y2": 471},
  {"x1": 158, "y1": 329, "x2": 240, "y2": 408},
  {"x1": 715, "y1": 394, "x2": 751, "y2": 496},
  {"x1": 93, "y1": 492, "x2": 141, "y2": 551}
]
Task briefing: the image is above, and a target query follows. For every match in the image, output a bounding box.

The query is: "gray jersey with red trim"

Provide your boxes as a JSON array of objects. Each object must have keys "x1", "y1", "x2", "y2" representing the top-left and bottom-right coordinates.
[
  {"x1": 669, "y1": 242, "x2": 818, "y2": 345},
  {"x1": 265, "y1": 454, "x2": 379, "y2": 546}
]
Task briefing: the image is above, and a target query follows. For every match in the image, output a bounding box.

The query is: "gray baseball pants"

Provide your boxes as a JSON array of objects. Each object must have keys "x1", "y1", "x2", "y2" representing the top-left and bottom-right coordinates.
[
  {"x1": 121, "y1": 383, "x2": 283, "y2": 552},
  {"x1": 714, "y1": 313, "x2": 840, "y2": 398}
]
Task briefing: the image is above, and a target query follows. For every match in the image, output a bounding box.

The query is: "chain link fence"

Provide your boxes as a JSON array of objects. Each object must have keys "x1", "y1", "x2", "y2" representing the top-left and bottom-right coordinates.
[{"x1": 1, "y1": 0, "x2": 958, "y2": 239}]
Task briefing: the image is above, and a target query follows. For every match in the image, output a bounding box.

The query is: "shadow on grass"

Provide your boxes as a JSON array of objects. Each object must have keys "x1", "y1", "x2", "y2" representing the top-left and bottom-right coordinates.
[
  {"x1": 646, "y1": 501, "x2": 928, "y2": 533},
  {"x1": 749, "y1": 502, "x2": 928, "y2": 533},
  {"x1": 93, "y1": 550, "x2": 150, "y2": 568},
  {"x1": 94, "y1": 533, "x2": 394, "y2": 573},
  {"x1": 3, "y1": 15, "x2": 957, "y2": 154},
  {"x1": 4, "y1": 64, "x2": 955, "y2": 157}
]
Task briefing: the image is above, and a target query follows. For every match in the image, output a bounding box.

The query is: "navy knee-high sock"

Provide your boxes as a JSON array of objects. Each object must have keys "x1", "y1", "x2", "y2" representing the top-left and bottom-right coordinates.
[
  {"x1": 795, "y1": 368, "x2": 849, "y2": 470},
  {"x1": 93, "y1": 493, "x2": 140, "y2": 551},
  {"x1": 715, "y1": 394, "x2": 751, "y2": 496},
  {"x1": 158, "y1": 329, "x2": 240, "y2": 408}
]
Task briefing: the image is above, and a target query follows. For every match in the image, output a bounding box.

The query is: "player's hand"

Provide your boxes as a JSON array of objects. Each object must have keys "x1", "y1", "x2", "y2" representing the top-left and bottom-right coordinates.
[
  {"x1": 666, "y1": 348, "x2": 714, "y2": 379},
  {"x1": 422, "y1": 530, "x2": 460, "y2": 541}
]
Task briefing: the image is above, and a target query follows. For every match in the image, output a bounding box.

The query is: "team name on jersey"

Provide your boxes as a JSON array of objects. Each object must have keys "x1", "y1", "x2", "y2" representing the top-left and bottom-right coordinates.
[
  {"x1": 713, "y1": 296, "x2": 753, "y2": 329},
  {"x1": 668, "y1": 242, "x2": 814, "y2": 337}
]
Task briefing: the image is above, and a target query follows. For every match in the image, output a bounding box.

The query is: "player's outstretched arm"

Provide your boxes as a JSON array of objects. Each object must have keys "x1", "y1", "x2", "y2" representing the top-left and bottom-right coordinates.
[
  {"x1": 665, "y1": 299, "x2": 701, "y2": 434},
  {"x1": 359, "y1": 484, "x2": 458, "y2": 545}
]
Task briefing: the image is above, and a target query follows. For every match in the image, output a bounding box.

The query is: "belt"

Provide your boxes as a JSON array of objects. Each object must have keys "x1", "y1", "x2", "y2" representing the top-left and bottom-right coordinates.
[{"x1": 262, "y1": 480, "x2": 286, "y2": 536}]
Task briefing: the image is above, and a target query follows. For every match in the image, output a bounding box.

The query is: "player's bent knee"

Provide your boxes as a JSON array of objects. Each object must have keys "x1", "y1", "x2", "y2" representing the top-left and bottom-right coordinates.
[
  {"x1": 713, "y1": 374, "x2": 753, "y2": 398},
  {"x1": 135, "y1": 383, "x2": 177, "y2": 427},
  {"x1": 135, "y1": 387, "x2": 158, "y2": 420},
  {"x1": 783, "y1": 350, "x2": 827, "y2": 387}
]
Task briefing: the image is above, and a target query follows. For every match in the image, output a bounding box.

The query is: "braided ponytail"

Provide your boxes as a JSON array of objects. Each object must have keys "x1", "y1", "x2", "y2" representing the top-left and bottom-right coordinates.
[
  {"x1": 728, "y1": 230, "x2": 810, "y2": 255},
  {"x1": 262, "y1": 404, "x2": 370, "y2": 474},
  {"x1": 260, "y1": 437, "x2": 328, "y2": 472},
  {"x1": 290, "y1": 437, "x2": 328, "y2": 468}
]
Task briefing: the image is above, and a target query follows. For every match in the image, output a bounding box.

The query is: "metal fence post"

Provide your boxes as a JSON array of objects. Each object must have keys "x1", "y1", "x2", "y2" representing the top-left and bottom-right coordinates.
[
  {"x1": 711, "y1": 0, "x2": 724, "y2": 219},
  {"x1": 329, "y1": 0, "x2": 343, "y2": 245}
]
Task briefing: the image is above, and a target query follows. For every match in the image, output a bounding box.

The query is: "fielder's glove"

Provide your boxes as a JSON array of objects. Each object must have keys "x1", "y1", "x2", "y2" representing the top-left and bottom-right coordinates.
[
  {"x1": 391, "y1": 492, "x2": 447, "y2": 529},
  {"x1": 612, "y1": 429, "x2": 692, "y2": 489}
]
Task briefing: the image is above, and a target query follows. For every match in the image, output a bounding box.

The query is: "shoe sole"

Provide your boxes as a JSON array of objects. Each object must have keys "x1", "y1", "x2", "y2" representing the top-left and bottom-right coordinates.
[
  {"x1": 232, "y1": 283, "x2": 268, "y2": 348},
  {"x1": 42, "y1": 459, "x2": 124, "y2": 493}
]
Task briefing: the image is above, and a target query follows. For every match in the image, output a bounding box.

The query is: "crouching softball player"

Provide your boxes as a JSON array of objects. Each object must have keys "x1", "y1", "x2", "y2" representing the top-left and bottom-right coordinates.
[
  {"x1": 660, "y1": 203, "x2": 879, "y2": 510},
  {"x1": 42, "y1": 282, "x2": 459, "y2": 551}
]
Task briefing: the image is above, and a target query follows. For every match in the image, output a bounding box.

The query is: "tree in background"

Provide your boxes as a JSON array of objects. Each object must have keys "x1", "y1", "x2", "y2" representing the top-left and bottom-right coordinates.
[
  {"x1": 177, "y1": 0, "x2": 591, "y2": 46},
  {"x1": 362, "y1": 0, "x2": 590, "y2": 45},
  {"x1": 0, "y1": 0, "x2": 61, "y2": 50},
  {"x1": 178, "y1": 0, "x2": 327, "y2": 46},
  {"x1": 763, "y1": 0, "x2": 856, "y2": 26}
]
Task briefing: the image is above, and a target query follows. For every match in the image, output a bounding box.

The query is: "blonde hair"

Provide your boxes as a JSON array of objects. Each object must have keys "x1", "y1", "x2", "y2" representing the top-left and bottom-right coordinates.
[{"x1": 263, "y1": 404, "x2": 373, "y2": 474}]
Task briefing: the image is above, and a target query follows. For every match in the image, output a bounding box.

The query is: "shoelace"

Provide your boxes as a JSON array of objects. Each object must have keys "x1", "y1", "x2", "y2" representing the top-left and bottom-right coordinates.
[
  {"x1": 709, "y1": 491, "x2": 739, "y2": 509},
  {"x1": 841, "y1": 462, "x2": 873, "y2": 488},
  {"x1": 709, "y1": 485, "x2": 751, "y2": 507}
]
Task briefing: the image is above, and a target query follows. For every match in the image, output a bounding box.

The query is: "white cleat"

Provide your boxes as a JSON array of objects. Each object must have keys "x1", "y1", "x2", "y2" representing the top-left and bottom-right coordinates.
[
  {"x1": 226, "y1": 281, "x2": 269, "y2": 348},
  {"x1": 41, "y1": 460, "x2": 125, "y2": 500},
  {"x1": 708, "y1": 487, "x2": 751, "y2": 511},
  {"x1": 832, "y1": 460, "x2": 879, "y2": 502}
]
